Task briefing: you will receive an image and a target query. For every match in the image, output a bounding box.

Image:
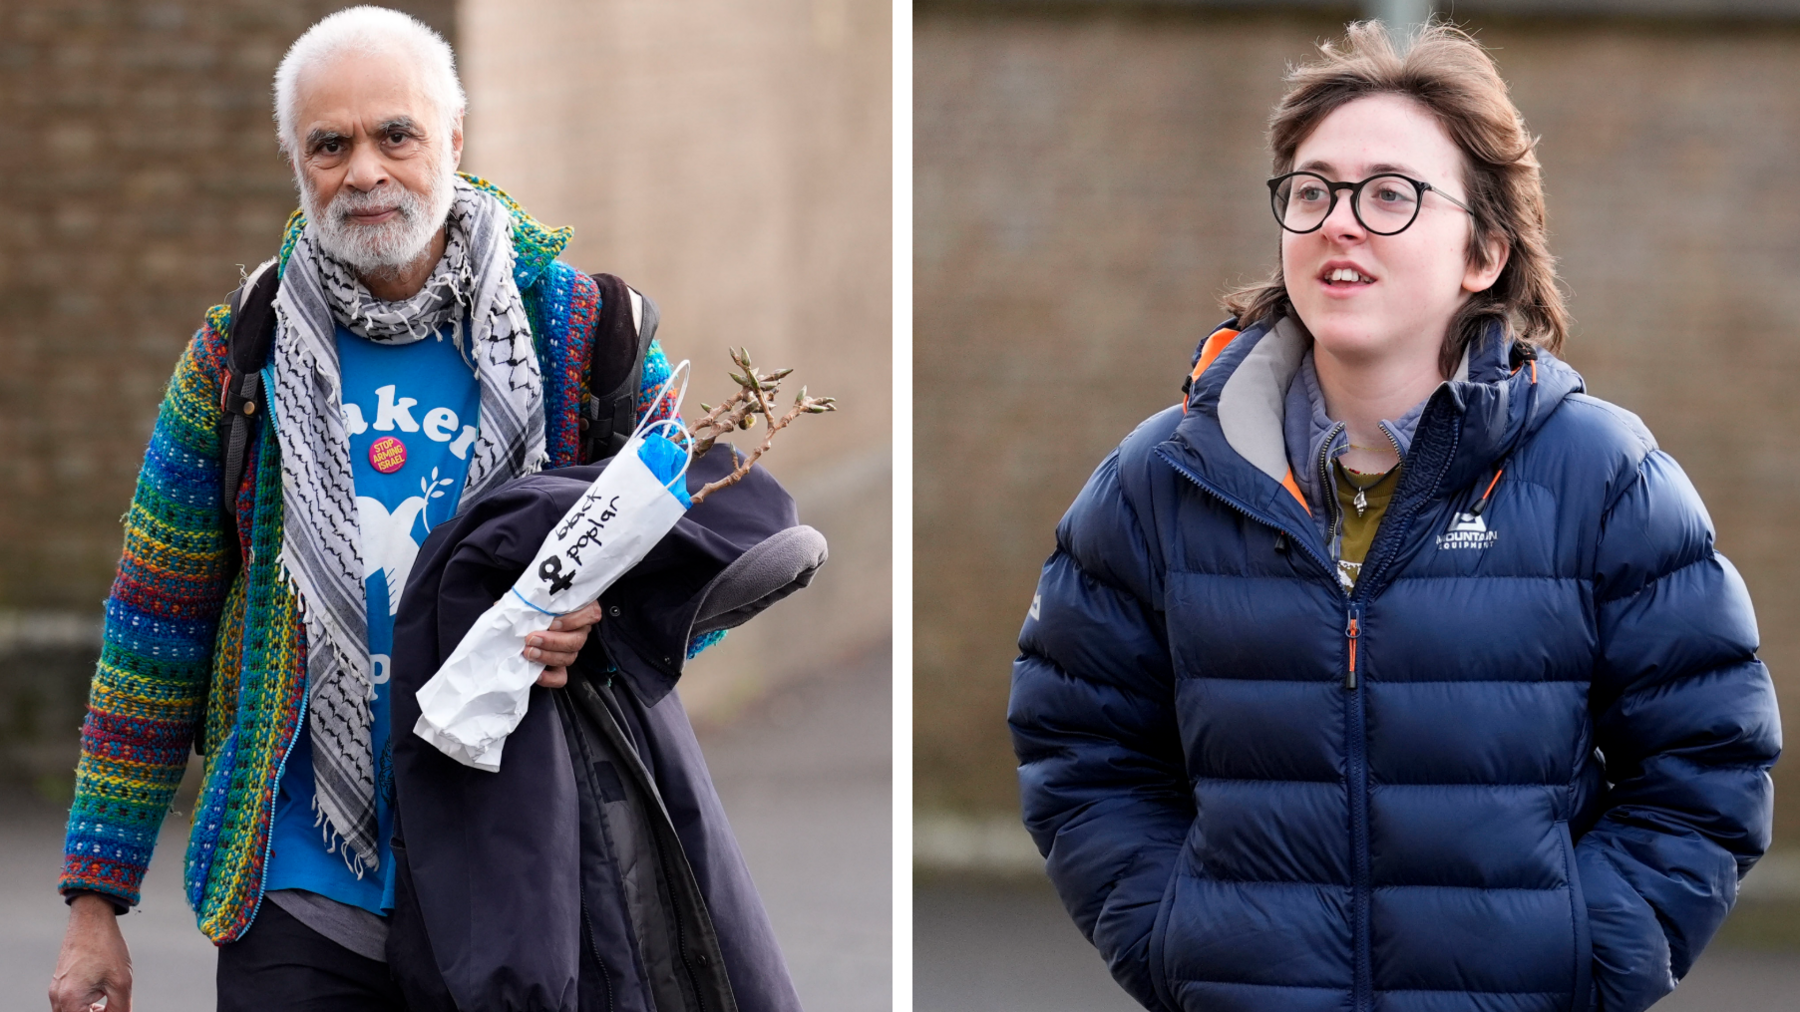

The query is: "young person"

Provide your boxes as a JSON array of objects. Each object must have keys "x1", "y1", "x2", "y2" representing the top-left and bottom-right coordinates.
[{"x1": 1010, "y1": 22, "x2": 1779, "y2": 1012}]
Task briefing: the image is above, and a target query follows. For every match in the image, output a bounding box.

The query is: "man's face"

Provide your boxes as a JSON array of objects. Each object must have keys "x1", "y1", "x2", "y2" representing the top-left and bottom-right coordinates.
[{"x1": 291, "y1": 52, "x2": 462, "y2": 274}]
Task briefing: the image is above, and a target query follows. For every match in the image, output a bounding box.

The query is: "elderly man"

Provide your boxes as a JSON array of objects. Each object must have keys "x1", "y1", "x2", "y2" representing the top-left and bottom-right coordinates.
[{"x1": 49, "y1": 8, "x2": 708, "y2": 1010}]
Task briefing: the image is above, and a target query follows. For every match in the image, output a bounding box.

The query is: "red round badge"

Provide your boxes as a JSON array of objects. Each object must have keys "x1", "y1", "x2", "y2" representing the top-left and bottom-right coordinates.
[{"x1": 369, "y1": 435, "x2": 407, "y2": 474}]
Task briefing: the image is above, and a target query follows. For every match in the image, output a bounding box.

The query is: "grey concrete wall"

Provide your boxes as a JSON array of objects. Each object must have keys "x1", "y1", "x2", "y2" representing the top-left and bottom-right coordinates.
[
  {"x1": 914, "y1": 6, "x2": 1800, "y2": 855},
  {"x1": 458, "y1": 0, "x2": 893, "y2": 716}
]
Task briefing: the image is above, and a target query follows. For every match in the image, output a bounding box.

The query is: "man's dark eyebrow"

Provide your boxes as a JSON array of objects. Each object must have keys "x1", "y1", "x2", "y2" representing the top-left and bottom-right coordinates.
[
  {"x1": 376, "y1": 116, "x2": 423, "y2": 136},
  {"x1": 305, "y1": 127, "x2": 348, "y2": 150}
]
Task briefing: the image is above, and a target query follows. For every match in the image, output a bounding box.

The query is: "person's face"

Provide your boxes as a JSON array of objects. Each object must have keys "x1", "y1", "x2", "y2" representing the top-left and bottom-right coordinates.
[
  {"x1": 291, "y1": 52, "x2": 462, "y2": 271},
  {"x1": 1280, "y1": 93, "x2": 1505, "y2": 371}
]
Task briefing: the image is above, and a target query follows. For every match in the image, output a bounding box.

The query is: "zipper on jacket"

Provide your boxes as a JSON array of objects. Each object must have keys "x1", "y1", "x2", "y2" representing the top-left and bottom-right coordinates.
[
  {"x1": 583, "y1": 904, "x2": 617, "y2": 1012},
  {"x1": 1368, "y1": 424, "x2": 1407, "y2": 517},
  {"x1": 1156, "y1": 448, "x2": 1338, "y2": 583},
  {"x1": 1158, "y1": 442, "x2": 1414, "y2": 1012},
  {"x1": 1381, "y1": 425, "x2": 1404, "y2": 461},
  {"x1": 1316, "y1": 421, "x2": 1346, "y2": 556},
  {"x1": 240, "y1": 381, "x2": 305, "y2": 941},
  {"x1": 1338, "y1": 412, "x2": 1461, "y2": 1012},
  {"x1": 1166, "y1": 388, "x2": 1479, "y2": 1012},
  {"x1": 246, "y1": 667, "x2": 307, "y2": 938},
  {"x1": 1345, "y1": 601, "x2": 1373, "y2": 1012},
  {"x1": 560, "y1": 693, "x2": 620, "y2": 1012},
  {"x1": 1321, "y1": 421, "x2": 1405, "y2": 569},
  {"x1": 670, "y1": 886, "x2": 707, "y2": 1012},
  {"x1": 576, "y1": 678, "x2": 720, "y2": 1012}
]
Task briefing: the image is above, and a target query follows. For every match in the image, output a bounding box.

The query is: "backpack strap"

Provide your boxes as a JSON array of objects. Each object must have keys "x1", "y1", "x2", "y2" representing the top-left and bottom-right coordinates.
[
  {"x1": 217, "y1": 258, "x2": 281, "y2": 524},
  {"x1": 196, "y1": 257, "x2": 277, "y2": 757},
  {"x1": 581, "y1": 273, "x2": 658, "y2": 463}
]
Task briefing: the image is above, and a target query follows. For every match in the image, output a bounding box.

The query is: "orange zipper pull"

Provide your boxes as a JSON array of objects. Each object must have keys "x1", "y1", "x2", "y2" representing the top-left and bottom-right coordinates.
[{"x1": 1344, "y1": 605, "x2": 1361, "y2": 690}]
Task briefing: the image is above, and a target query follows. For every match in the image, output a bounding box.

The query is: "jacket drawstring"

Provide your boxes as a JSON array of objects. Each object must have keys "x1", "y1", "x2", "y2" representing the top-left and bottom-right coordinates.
[
  {"x1": 1468, "y1": 468, "x2": 1504, "y2": 518},
  {"x1": 1470, "y1": 345, "x2": 1540, "y2": 518}
]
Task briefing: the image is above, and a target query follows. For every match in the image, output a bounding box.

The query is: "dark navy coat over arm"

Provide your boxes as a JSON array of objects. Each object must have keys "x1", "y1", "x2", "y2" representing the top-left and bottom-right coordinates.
[
  {"x1": 1010, "y1": 425, "x2": 1192, "y2": 1012},
  {"x1": 390, "y1": 451, "x2": 816, "y2": 1012},
  {"x1": 1578, "y1": 421, "x2": 1780, "y2": 1012}
]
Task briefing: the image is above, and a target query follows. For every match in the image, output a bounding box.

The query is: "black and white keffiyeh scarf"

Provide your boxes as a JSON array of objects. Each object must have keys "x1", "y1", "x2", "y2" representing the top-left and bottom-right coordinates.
[{"x1": 270, "y1": 177, "x2": 547, "y2": 873}]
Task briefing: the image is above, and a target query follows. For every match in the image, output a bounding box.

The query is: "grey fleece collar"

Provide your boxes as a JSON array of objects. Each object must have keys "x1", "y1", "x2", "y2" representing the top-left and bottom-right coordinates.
[
  {"x1": 1210, "y1": 313, "x2": 1483, "y2": 510},
  {"x1": 1282, "y1": 348, "x2": 1455, "y2": 518}
]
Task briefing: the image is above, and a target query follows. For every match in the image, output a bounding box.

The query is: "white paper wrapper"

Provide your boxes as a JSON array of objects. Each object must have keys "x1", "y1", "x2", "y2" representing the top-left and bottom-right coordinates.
[
  {"x1": 409, "y1": 592, "x2": 559, "y2": 770},
  {"x1": 413, "y1": 369, "x2": 692, "y2": 771}
]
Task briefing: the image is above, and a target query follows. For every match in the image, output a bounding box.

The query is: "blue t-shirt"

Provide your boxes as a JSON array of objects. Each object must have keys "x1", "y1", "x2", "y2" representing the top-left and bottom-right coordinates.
[{"x1": 266, "y1": 323, "x2": 481, "y2": 914}]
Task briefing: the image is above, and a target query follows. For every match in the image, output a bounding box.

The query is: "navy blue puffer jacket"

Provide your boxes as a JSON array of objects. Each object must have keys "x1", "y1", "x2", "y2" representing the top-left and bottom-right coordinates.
[{"x1": 1009, "y1": 317, "x2": 1780, "y2": 1012}]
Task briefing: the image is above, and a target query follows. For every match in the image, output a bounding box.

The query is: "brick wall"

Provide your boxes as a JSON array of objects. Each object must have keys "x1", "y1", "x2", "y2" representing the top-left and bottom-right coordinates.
[
  {"x1": 0, "y1": 0, "x2": 889, "y2": 780},
  {"x1": 914, "y1": 6, "x2": 1800, "y2": 850},
  {"x1": 0, "y1": 0, "x2": 454, "y2": 611},
  {"x1": 0, "y1": 0, "x2": 453, "y2": 783}
]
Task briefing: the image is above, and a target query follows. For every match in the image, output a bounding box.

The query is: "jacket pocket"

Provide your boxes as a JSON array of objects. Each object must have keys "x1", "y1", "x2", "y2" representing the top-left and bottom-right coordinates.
[
  {"x1": 1146, "y1": 861, "x2": 1183, "y2": 1011},
  {"x1": 1558, "y1": 821, "x2": 1595, "y2": 1012}
]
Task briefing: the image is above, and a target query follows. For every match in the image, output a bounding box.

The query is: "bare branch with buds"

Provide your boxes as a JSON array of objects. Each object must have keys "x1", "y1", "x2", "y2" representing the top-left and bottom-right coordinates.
[{"x1": 686, "y1": 347, "x2": 836, "y2": 505}]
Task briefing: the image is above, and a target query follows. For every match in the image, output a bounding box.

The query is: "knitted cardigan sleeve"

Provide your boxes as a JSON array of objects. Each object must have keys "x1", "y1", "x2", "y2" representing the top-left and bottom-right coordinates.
[
  {"x1": 60, "y1": 311, "x2": 234, "y2": 908},
  {"x1": 636, "y1": 338, "x2": 678, "y2": 428}
]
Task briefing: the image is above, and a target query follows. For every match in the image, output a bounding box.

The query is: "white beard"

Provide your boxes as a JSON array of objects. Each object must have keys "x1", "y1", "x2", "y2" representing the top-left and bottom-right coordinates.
[{"x1": 301, "y1": 159, "x2": 455, "y2": 275}]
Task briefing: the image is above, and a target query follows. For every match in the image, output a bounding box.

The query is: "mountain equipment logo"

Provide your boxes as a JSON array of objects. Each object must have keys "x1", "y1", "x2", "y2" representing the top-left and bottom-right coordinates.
[
  {"x1": 1030, "y1": 593, "x2": 1042, "y2": 620},
  {"x1": 1437, "y1": 511, "x2": 1498, "y2": 551}
]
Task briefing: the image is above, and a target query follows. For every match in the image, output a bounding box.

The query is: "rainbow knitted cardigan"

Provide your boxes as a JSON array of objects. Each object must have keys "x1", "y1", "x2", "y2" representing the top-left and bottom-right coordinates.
[{"x1": 59, "y1": 175, "x2": 680, "y2": 942}]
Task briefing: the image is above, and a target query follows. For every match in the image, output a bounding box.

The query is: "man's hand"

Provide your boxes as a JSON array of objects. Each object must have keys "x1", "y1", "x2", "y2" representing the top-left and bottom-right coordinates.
[
  {"x1": 528, "y1": 600, "x2": 604, "y2": 689},
  {"x1": 49, "y1": 893, "x2": 132, "y2": 1012}
]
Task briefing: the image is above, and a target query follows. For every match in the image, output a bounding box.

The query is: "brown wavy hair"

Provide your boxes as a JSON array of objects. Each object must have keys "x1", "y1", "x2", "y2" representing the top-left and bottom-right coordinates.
[{"x1": 1223, "y1": 21, "x2": 1569, "y2": 377}]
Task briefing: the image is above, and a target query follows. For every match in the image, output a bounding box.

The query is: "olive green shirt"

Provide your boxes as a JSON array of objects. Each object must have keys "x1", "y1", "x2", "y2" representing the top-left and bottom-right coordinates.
[{"x1": 1333, "y1": 461, "x2": 1401, "y2": 591}]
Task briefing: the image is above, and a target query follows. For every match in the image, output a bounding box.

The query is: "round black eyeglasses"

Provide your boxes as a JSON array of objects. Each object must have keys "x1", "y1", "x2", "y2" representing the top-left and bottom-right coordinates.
[{"x1": 1268, "y1": 171, "x2": 1473, "y2": 236}]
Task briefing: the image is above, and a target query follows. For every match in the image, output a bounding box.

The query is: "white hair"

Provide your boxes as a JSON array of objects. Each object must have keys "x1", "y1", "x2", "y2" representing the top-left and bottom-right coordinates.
[{"x1": 273, "y1": 6, "x2": 466, "y2": 159}]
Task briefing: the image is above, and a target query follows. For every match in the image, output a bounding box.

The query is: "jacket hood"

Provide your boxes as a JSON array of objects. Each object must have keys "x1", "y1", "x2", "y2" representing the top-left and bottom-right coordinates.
[
  {"x1": 273, "y1": 172, "x2": 574, "y2": 292},
  {"x1": 1163, "y1": 314, "x2": 1584, "y2": 535}
]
